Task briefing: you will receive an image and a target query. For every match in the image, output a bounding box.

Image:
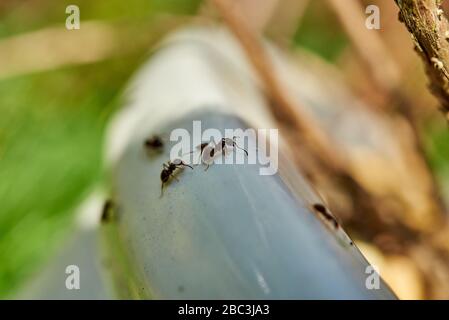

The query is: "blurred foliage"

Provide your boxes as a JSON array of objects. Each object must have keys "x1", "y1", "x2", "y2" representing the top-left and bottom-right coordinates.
[
  {"x1": 0, "y1": 56, "x2": 146, "y2": 297},
  {"x1": 0, "y1": 0, "x2": 201, "y2": 37},
  {"x1": 0, "y1": 0, "x2": 201, "y2": 298},
  {"x1": 423, "y1": 119, "x2": 449, "y2": 199},
  {"x1": 293, "y1": 1, "x2": 348, "y2": 61}
]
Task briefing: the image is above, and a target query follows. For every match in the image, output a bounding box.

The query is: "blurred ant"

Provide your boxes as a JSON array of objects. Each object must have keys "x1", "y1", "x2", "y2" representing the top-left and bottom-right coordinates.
[
  {"x1": 160, "y1": 159, "x2": 193, "y2": 196},
  {"x1": 312, "y1": 204, "x2": 354, "y2": 246},
  {"x1": 101, "y1": 199, "x2": 114, "y2": 223},
  {"x1": 312, "y1": 203, "x2": 339, "y2": 229},
  {"x1": 144, "y1": 135, "x2": 164, "y2": 152}
]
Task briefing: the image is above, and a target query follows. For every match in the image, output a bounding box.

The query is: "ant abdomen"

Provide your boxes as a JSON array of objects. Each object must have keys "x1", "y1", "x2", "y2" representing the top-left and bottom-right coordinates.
[{"x1": 160, "y1": 159, "x2": 193, "y2": 196}]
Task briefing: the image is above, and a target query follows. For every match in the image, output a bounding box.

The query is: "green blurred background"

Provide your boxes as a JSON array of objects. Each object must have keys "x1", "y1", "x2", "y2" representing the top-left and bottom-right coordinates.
[
  {"x1": 0, "y1": 0, "x2": 201, "y2": 298},
  {"x1": 0, "y1": 0, "x2": 448, "y2": 299}
]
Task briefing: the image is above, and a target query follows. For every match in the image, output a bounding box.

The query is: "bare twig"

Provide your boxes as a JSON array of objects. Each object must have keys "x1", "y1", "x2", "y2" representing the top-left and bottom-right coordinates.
[{"x1": 395, "y1": 0, "x2": 449, "y2": 120}]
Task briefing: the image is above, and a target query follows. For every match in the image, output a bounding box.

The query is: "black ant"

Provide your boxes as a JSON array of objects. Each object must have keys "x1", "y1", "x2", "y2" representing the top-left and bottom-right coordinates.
[
  {"x1": 219, "y1": 137, "x2": 248, "y2": 156},
  {"x1": 160, "y1": 159, "x2": 193, "y2": 196},
  {"x1": 190, "y1": 137, "x2": 248, "y2": 171},
  {"x1": 311, "y1": 203, "x2": 353, "y2": 246},
  {"x1": 312, "y1": 203, "x2": 339, "y2": 229},
  {"x1": 101, "y1": 199, "x2": 114, "y2": 223},
  {"x1": 198, "y1": 142, "x2": 217, "y2": 171},
  {"x1": 144, "y1": 135, "x2": 164, "y2": 152}
]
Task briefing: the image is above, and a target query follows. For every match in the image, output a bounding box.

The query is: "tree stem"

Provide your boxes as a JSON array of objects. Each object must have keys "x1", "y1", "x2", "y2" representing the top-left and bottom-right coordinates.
[{"x1": 395, "y1": 0, "x2": 449, "y2": 120}]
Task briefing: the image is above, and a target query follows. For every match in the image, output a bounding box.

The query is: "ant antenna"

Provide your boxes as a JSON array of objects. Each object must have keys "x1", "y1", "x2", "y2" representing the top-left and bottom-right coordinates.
[
  {"x1": 234, "y1": 144, "x2": 248, "y2": 155},
  {"x1": 231, "y1": 137, "x2": 248, "y2": 155}
]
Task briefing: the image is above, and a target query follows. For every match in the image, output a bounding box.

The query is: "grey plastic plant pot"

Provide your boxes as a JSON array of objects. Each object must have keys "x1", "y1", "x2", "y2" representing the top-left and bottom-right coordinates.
[{"x1": 105, "y1": 110, "x2": 397, "y2": 299}]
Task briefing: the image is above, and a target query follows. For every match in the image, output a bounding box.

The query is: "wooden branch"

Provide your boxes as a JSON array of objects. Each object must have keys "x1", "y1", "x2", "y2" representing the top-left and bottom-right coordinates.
[{"x1": 395, "y1": 0, "x2": 449, "y2": 120}]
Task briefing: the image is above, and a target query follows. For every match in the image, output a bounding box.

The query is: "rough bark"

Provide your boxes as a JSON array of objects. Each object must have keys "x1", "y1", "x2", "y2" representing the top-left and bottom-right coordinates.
[{"x1": 395, "y1": 0, "x2": 449, "y2": 119}]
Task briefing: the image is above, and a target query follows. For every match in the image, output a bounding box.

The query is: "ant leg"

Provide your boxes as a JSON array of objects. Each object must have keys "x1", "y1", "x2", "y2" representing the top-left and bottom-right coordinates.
[
  {"x1": 204, "y1": 164, "x2": 210, "y2": 171},
  {"x1": 234, "y1": 143, "x2": 248, "y2": 156},
  {"x1": 181, "y1": 150, "x2": 195, "y2": 156},
  {"x1": 171, "y1": 174, "x2": 180, "y2": 182},
  {"x1": 160, "y1": 183, "x2": 164, "y2": 197},
  {"x1": 183, "y1": 163, "x2": 194, "y2": 169},
  {"x1": 174, "y1": 162, "x2": 193, "y2": 170}
]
